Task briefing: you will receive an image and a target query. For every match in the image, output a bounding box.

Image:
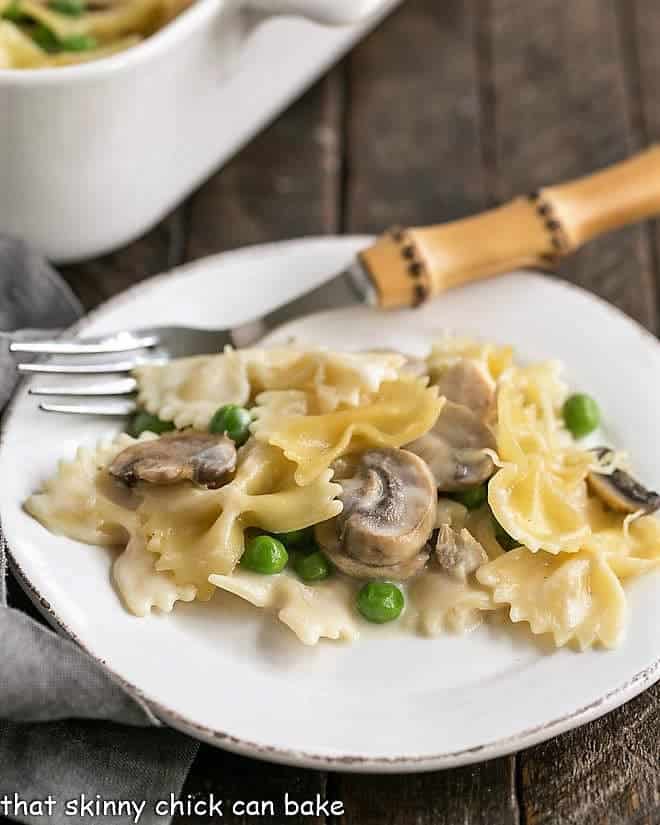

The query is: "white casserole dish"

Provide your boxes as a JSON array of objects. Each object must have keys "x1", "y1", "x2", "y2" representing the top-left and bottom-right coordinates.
[{"x1": 0, "y1": 0, "x2": 400, "y2": 262}]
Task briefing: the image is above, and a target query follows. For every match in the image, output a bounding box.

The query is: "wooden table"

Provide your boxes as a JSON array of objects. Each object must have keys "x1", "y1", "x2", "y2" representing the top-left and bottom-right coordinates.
[{"x1": 26, "y1": 0, "x2": 660, "y2": 821}]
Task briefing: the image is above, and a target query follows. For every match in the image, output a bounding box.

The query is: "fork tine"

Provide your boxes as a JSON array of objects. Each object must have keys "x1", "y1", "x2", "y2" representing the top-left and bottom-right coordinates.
[
  {"x1": 10, "y1": 332, "x2": 159, "y2": 356},
  {"x1": 18, "y1": 359, "x2": 146, "y2": 375},
  {"x1": 39, "y1": 400, "x2": 137, "y2": 416},
  {"x1": 29, "y1": 378, "x2": 138, "y2": 397}
]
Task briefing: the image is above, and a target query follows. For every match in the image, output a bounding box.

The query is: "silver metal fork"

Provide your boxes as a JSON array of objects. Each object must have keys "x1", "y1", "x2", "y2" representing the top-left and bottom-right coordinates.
[{"x1": 10, "y1": 267, "x2": 368, "y2": 416}]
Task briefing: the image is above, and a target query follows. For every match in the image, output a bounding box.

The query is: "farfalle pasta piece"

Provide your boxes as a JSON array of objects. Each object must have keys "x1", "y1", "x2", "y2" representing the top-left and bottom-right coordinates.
[
  {"x1": 24, "y1": 433, "x2": 153, "y2": 545},
  {"x1": 252, "y1": 377, "x2": 444, "y2": 485},
  {"x1": 247, "y1": 347, "x2": 405, "y2": 411},
  {"x1": 209, "y1": 569, "x2": 360, "y2": 645},
  {"x1": 488, "y1": 454, "x2": 592, "y2": 554},
  {"x1": 135, "y1": 349, "x2": 250, "y2": 430},
  {"x1": 428, "y1": 336, "x2": 513, "y2": 384},
  {"x1": 496, "y1": 362, "x2": 570, "y2": 464},
  {"x1": 583, "y1": 498, "x2": 660, "y2": 579},
  {"x1": 477, "y1": 547, "x2": 626, "y2": 649},
  {"x1": 141, "y1": 441, "x2": 342, "y2": 598},
  {"x1": 407, "y1": 570, "x2": 495, "y2": 635},
  {"x1": 134, "y1": 346, "x2": 404, "y2": 429},
  {"x1": 489, "y1": 359, "x2": 595, "y2": 554},
  {"x1": 113, "y1": 534, "x2": 197, "y2": 616}
]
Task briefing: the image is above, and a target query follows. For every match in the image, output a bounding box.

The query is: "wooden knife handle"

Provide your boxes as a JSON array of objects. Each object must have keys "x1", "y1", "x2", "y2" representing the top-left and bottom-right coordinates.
[{"x1": 359, "y1": 145, "x2": 660, "y2": 309}]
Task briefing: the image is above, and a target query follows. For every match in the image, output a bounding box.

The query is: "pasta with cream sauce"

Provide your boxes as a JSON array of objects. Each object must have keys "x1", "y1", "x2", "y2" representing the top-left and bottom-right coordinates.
[
  {"x1": 25, "y1": 338, "x2": 660, "y2": 648},
  {"x1": 0, "y1": 0, "x2": 191, "y2": 68}
]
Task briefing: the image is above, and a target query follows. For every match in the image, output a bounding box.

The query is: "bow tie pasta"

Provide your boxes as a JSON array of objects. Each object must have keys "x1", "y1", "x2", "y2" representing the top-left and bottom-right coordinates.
[
  {"x1": 25, "y1": 432, "x2": 151, "y2": 545},
  {"x1": 141, "y1": 440, "x2": 342, "y2": 599},
  {"x1": 135, "y1": 346, "x2": 405, "y2": 430},
  {"x1": 0, "y1": 0, "x2": 193, "y2": 69},
  {"x1": 488, "y1": 363, "x2": 597, "y2": 554},
  {"x1": 427, "y1": 335, "x2": 513, "y2": 379},
  {"x1": 25, "y1": 433, "x2": 197, "y2": 614},
  {"x1": 24, "y1": 339, "x2": 660, "y2": 649},
  {"x1": 477, "y1": 548, "x2": 626, "y2": 649},
  {"x1": 252, "y1": 376, "x2": 444, "y2": 486}
]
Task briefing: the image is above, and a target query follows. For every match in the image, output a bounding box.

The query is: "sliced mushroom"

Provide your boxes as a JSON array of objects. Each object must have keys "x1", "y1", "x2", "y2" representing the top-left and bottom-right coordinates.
[
  {"x1": 432, "y1": 358, "x2": 496, "y2": 422},
  {"x1": 315, "y1": 448, "x2": 436, "y2": 581},
  {"x1": 109, "y1": 431, "x2": 237, "y2": 489},
  {"x1": 587, "y1": 447, "x2": 660, "y2": 515},
  {"x1": 405, "y1": 400, "x2": 496, "y2": 492},
  {"x1": 434, "y1": 525, "x2": 488, "y2": 582}
]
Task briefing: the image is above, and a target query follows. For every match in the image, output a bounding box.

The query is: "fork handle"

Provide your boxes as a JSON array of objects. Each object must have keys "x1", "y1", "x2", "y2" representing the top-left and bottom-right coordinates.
[{"x1": 359, "y1": 145, "x2": 660, "y2": 308}]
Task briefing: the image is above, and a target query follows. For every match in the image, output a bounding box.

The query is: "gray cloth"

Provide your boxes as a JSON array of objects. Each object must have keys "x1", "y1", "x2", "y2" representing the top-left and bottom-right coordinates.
[{"x1": 0, "y1": 237, "x2": 199, "y2": 824}]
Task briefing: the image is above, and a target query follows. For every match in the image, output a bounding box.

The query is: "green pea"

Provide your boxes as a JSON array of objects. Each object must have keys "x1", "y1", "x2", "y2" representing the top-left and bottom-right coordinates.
[
  {"x1": 450, "y1": 484, "x2": 488, "y2": 511},
  {"x1": 30, "y1": 24, "x2": 59, "y2": 51},
  {"x1": 273, "y1": 527, "x2": 313, "y2": 548},
  {"x1": 357, "y1": 581, "x2": 405, "y2": 624},
  {"x1": 241, "y1": 535, "x2": 288, "y2": 575},
  {"x1": 49, "y1": 0, "x2": 85, "y2": 15},
  {"x1": 59, "y1": 33, "x2": 97, "y2": 51},
  {"x1": 2, "y1": 1, "x2": 24, "y2": 22},
  {"x1": 209, "y1": 404, "x2": 252, "y2": 446},
  {"x1": 129, "y1": 411, "x2": 175, "y2": 437},
  {"x1": 294, "y1": 550, "x2": 331, "y2": 583},
  {"x1": 562, "y1": 393, "x2": 600, "y2": 439},
  {"x1": 491, "y1": 514, "x2": 518, "y2": 551}
]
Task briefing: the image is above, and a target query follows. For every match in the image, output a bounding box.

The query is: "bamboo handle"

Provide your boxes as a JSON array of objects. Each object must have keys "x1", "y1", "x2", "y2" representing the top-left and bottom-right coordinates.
[{"x1": 359, "y1": 145, "x2": 660, "y2": 309}]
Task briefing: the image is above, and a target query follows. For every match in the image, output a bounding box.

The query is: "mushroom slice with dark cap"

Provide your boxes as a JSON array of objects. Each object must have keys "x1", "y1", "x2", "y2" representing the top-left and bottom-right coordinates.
[
  {"x1": 432, "y1": 358, "x2": 496, "y2": 422},
  {"x1": 587, "y1": 447, "x2": 660, "y2": 515},
  {"x1": 405, "y1": 400, "x2": 497, "y2": 492},
  {"x1": 435, "y1": 525, "x2": 488, "y2": 581},
  {"x1": 109, "y1": 431, "x2": 237, "y2": 489},
  {"x1": 315, "y1": 448, "x2": 436, "y2": 581}
]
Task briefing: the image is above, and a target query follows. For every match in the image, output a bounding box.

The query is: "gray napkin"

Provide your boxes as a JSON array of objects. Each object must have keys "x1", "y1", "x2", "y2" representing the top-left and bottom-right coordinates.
[{"x1": 0, "y1": 237, "x2": 199, "y2": 825}]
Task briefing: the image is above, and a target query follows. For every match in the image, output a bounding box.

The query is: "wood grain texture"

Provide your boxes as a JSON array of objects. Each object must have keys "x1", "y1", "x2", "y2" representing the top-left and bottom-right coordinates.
[
  {"x1": 519, "y1": 684, "x2": 660, "y2": 825},
  {"x1": 174, "y1": 747, "x2": 327, "y2": 824},
  {"x1": 488, "y1": 0, "x2": 657, "y2": 331},
  {"x1": 184, "y1": 73, "x2": 343, "y2": 262},
  {"x1": 60, "y1": 210, "x2": 186, "y2": 311},
  {"x1": 344, "y1": 0, "x2": 486, "y2": 231},
  {"x1": 331, "y1": 761, "x2": 519, "y2": 825},
  {"x1": 626, "y1": 0, "x2": 660, "y2": 331}
]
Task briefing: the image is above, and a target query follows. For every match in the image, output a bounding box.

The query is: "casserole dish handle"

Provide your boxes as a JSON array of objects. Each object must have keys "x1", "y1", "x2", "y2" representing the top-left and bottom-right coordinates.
[{"x1": 247, "y1": 0, "x2": 385, "y2": 25}]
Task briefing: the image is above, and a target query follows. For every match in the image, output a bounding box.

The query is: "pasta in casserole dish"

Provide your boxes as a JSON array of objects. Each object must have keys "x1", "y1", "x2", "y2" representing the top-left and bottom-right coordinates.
[{"x1": 0, "y1": 0, "x2": 191, "y2": 68}]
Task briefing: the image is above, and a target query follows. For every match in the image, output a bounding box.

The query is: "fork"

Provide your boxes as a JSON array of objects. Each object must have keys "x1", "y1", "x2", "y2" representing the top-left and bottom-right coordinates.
[
  {"x1": 13, "y1": 146, "x2": 660, "y2": 416},
  {"x1": 11, "y1": 268, "x2": 368, "y2": 416}
]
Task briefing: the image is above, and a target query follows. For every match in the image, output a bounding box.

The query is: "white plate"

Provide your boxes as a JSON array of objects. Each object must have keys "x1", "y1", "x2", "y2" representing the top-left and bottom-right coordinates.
[{"x1": 2, "y1": 236, "x2": 660, "y2": 772}]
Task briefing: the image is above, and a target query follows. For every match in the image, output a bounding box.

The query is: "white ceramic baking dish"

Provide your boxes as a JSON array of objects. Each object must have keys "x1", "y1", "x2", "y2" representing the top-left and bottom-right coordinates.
[{"x1": 0, "y1": 0, "x2": 400, "y2": 262}]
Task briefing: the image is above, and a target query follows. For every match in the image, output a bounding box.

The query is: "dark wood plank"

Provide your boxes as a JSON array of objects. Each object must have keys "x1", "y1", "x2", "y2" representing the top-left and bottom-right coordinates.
[
  {"x1": 488, "y1": 0, "x2": 657, "y2": 331},
  {"x1": 184, "y1": 73, "x2": 343, "y2": 262},
  {"x1": 339, "y1": 3, "x2": 518, "y2": 823},
  {"x1": 60, "y1": 210, "x2": 185, "y2": 311},
  {"x1": 331, "y1": 761, "x2": 518, "y2": 825},
  {"x1": 174, "y1": 747, "x2": 328, "y2": 824},
  {"x1": 519, "y1": 684, "x2": 660, "y2": 825},
  {"x1": 344, "y1": 0, "x2": 487, "y2": 232},
  {"x1": 626, "y1": 0, "x2": 660, "y2": 330}
]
